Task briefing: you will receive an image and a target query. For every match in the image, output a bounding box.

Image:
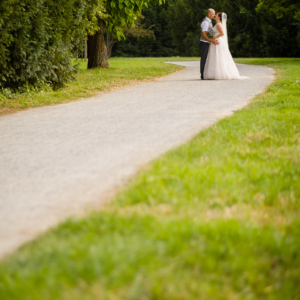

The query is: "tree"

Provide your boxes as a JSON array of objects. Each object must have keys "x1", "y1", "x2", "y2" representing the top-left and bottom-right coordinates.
[
  {"x1": 257, "y1": 0, "x2": 300, "y2": 21},
  {"x1": 166, "y1": 0, "x2": 300, "y2": 57},
  {"x1": 168, "y1": 0, "x2": 203, "y2": 56},
  {"x1": 0, "y1": 0, "x2": 90, "y2": 90},
  {"x1": 112, "y1": 1, "x2": 177, "y2": 57},
  {"x1": 107, "y1": 15, "x2": 155, "y2": 58},
  {"x1": 86, "y1": 0, "x2": 164, "y2": 69},
  {"x1": 88, "y1": 18, "x2": 110, "y2": 68}
]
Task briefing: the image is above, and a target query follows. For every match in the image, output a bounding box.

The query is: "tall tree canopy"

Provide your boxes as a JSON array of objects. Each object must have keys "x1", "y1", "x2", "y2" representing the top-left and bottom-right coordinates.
[
  {"x1": 113, "y1": 2, "x2": 177, "y2": 57},
  {"x1": 87, "y1": 0, "x2": 165, "y2": 69},
  {"x1": 1, "y1": 0, "x2": 299, "y2": 92},
  {"x1": 0, "y1": 0, "x2": 165, "y2": 90},
  {"x1": 113, "y1": 0, "x2": 300, "y2": 58},
  {"x1": 257, "y1": 0, "x2": 300, "y2": 21}
]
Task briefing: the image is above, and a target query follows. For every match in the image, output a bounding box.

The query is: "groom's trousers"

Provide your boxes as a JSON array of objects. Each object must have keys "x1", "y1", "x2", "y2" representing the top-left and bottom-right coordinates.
[{"x1": 199, "y1": 41, "x2": 210, "y2": 80}]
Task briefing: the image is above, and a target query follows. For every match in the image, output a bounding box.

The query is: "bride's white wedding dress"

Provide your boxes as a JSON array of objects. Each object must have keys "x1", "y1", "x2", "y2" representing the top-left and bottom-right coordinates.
[{"x1": 204, "y1": 14, "x2": 247, "y2": 80}]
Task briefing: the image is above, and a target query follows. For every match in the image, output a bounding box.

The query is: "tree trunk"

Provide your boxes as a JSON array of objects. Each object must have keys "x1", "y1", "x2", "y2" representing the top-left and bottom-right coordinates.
[
  {"x1": 107, "y1": 43, "x2": 112, "y2": 59},
  {"x1": 106, "y1": 33, "x2": 117, "y2": 58},
  {"x1": 87, "y1": 18, "x2": 110, "y2": 69},
  {"x1": 84, "y1": 40, "x2": 87, "y2": 61}
]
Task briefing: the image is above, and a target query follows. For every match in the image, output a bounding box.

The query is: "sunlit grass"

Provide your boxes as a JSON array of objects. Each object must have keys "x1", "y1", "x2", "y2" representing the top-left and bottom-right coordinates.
[
  {"x1": 0, "y1": 57, "x2": 199, "y2": 115},
  {"x1": 0, "y1": 58, "x2": 299, "y2": 299}
]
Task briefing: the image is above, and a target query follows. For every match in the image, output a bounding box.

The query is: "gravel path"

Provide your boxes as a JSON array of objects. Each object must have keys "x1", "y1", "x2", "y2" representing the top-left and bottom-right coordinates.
[{"x1": 0, "y1": 61, "x2": 274, "y2": 257}]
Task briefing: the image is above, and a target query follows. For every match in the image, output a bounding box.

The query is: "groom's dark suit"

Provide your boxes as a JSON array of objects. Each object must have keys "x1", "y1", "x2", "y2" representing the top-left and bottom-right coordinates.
[
  {"x1": 199, "y1": 42, "x2": 210, "y2": 80},
  {"x1": 200, "y1": 17, "x2": 213, "y2": 80}
]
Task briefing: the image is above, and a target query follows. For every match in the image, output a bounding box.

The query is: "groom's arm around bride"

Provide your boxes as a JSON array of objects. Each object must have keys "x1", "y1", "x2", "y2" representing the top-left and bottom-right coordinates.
[{"x1": 200, "y1": 8, "x2": 219, "y2": 80}]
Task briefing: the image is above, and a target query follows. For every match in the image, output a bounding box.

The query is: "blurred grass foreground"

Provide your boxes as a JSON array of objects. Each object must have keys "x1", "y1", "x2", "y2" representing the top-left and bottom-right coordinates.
[{"x1": 0, "y1": 58, "x2": 300, "y2": 299}]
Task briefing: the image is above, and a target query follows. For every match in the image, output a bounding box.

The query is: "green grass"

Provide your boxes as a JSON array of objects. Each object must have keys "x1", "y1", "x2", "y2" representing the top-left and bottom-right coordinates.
[
  {"x1": 0, "y1": 58, "x2": 300, "y2": 300},
  {"x1": 0, "y1": 57, "x2": 199, "y2": 115}
]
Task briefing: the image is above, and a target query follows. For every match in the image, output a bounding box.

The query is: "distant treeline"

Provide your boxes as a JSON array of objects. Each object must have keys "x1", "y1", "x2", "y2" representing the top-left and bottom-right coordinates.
[{"x1": 113, "y1": 0, "x2": 300, "y2": 58}]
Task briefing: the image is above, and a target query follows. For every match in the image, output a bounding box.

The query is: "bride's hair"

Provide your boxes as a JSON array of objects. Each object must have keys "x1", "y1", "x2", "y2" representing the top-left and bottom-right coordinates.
[{"x1": 217, "y1": 12, "x2": 224, "y2": 22}]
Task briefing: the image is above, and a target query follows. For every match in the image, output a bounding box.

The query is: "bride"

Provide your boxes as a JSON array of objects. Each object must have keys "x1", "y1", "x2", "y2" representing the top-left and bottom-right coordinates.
[{"x1": 204, "y1": 12, "x2": 247, "y2": 80}]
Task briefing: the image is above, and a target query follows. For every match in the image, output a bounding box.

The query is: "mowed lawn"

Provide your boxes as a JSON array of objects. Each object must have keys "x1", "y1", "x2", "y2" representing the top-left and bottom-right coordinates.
[
  {"x1": 0, "y1": 58, "x2": 299, "y2": 299},
  {"x1": 0, "y1": 57, "x2": 199, "y2": 115}
]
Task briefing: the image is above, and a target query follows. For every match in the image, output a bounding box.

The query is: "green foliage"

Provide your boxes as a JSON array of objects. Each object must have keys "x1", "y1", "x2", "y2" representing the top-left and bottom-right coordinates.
[
  {"x1": 122, "y1": 15, "x2": 156, "y2": 39},
  {"x1": 168, "y1": 0, "x2": 300, "y2": 57},
  {"x1": 168, "y1": 0, "x2": 208, "y2": 56},
  {"x1": 113, "y1": 2, "x2": 178, "y2": 57},
  {"x1": 257, "y1": 0, "x2": 300, "y2": 21},
  {"x1": 105, "y1": 15, "x2": 157, "y2": 58},
  {"x1": 101, "y1": 0, "x2": 165, "y2": 39},
  {"x1": 113, "y1": 0, "x2": 300, "y2": 58},
  {"x1": 0, "y1": 58, "x2": 299, "y2": 299},
  {"x1": 0, "y1": 0, "x2": 90, "y2": 90},
  {"x1": 0, "y1": 0, "x2": 166, "y2": 90}
]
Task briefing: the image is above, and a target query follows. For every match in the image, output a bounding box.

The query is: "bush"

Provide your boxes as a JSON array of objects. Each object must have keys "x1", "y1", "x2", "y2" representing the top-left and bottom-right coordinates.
[{"x1": 0, "y1": 0, "x2": 87, "y2": 91}]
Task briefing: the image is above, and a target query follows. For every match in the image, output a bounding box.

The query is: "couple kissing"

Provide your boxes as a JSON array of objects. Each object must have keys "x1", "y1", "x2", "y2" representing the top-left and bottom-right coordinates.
[{"x1": 200, "y1": 8, "x2": 248, "y2": 80}]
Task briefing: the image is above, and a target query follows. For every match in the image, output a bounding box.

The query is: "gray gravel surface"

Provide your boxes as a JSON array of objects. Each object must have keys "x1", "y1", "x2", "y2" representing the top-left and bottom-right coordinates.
[{"x1": 0, "y1": 61, "x2": 274, "y2": 257}]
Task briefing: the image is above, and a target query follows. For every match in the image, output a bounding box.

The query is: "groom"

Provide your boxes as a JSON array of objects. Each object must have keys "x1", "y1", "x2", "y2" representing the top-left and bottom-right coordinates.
[{"x1": 200, "y1": 8, "x2": 219, "y2": 80}]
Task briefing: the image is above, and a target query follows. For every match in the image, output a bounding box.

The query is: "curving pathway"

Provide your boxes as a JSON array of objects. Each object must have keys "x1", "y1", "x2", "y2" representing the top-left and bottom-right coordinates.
[{"x1": 0, "y1": 62, "x2": 274, "y2": 257}]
